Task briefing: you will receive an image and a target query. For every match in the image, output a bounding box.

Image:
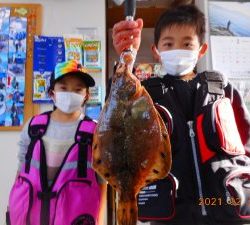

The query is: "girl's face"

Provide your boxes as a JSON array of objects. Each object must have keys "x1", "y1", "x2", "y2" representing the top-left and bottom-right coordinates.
[{"x1": 51, "y1": 75, "x2": 88, "y2": 103}]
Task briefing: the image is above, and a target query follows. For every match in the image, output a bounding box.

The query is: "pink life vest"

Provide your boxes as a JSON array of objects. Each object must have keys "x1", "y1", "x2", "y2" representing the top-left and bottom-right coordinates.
[{"x1": 7, "y1": 112, "x2": 100, "y2": 225}]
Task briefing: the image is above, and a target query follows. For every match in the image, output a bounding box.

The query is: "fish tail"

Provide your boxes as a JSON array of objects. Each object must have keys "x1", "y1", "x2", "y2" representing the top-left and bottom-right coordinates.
[{"x1": 117, "y1": 198, "x2": 138, "y2": 225}]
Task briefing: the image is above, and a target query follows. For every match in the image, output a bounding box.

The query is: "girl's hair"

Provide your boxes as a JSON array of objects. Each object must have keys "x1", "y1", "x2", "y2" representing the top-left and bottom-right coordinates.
[{"x1": 154, "y1": 5, "x2": 206, "y2": 46}]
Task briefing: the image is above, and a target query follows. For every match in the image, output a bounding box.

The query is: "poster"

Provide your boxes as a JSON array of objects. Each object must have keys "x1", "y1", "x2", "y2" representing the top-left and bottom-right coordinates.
[
  {"x1": 83, "y1": 40, "x2": 101, "y2": 69},
  {"x1": 8, "y1": 17, "x2": 27, "y2": 64},
  {"x1": 85, "y1": 104, "x2": 102, "y2": 121},
  {"x1": 208, "y1": 1, "x2": 250, "y2": 108},
  {"x1": 0, "y1": 8, "x2": 27, "y2": 126},
  {"x1": 64, "y1": 36, "x2": 83, "y2": 63},
  {"x1": 33, "y1": 35, "x2": 102, "y2": 104},
  {"x1": 87, "y1": 86, "x2": 102, "y2": 104},
  {"x1": 0, "y1": 7, "x2": 10, "y2": 78},
  {"x1": 33, "y1": 35, "x2": 65, "y2": 103}
]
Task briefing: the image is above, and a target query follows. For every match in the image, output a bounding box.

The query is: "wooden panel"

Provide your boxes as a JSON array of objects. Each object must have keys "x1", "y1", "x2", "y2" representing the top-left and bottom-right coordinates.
[
  {"x1": 107, "y1": 7, "x2": 167, "y2": 28},
  {"x1": 107, "y1": 0, "x2": 195, "y2": 28},
  {"x1": 0, "y1": 3, "x2": 42, "y2": 131}
]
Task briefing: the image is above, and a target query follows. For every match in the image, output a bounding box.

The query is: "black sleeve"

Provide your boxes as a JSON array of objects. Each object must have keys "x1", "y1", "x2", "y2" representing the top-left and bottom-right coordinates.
[
  {"x1": 141, "y1": 77, "x2": 164, "y2": 102},
  {"x1": 105, "y1": 78, "x2": 112, "y2": 101},
  {"x1": 225, "y1": 83, "x2": 250, "y2": 156}
]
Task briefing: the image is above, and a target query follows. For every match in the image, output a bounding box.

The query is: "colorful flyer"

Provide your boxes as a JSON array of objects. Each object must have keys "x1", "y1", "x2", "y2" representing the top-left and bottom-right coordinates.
[
  {"x1": 0, "y1": 11, "x2": 26, "y2": 126},
  {"x1": 0, "y1": 7, "x2": 10, "y2": 35},
  {"x1": 87, "y1": 86, "x2": 102, "y2": 104},
  {"x1": 8, "y1": 17, "x2": 27, "y2": 64},
  {"x1": 0, "y1": 7, "x2": 10, "y2": 78},
  {"x1": 83, "y1": 40, "x2": 101, "y2": 69},
  {"x1": 0, "y1": 68, "x2": 25, "y2": 126},
  {"x1": 33, "y1": 35, "x2": 65, "y2": 103},
  {"x1": 0, "y1": 39, "x2": 9, "y2": 78},
  {"x1": 64, "y1": 36, "x2": 83, "y2": 63},
  {"x1": 85, "y1": 103, "x2": 102, "y2": 121}
]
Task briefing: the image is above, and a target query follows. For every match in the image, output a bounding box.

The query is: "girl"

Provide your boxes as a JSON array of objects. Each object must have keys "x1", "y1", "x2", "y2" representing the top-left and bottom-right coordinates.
[{"x1": 7, "y1": 60, "x2": 106, "y2": 225}]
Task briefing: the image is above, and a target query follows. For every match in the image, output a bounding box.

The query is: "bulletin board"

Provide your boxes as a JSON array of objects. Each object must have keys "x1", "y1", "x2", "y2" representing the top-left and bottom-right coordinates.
[{"x1": 0, "y1": 3, "x2": 42, "y2": 131}]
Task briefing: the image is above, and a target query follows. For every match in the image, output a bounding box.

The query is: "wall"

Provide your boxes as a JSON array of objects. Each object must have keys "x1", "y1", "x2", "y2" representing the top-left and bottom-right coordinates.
[
  {"x1": 196, "y1": 0, "x2": 212, "y2": 72},
  {"x1": 0, "y1": 0, "x2": 106, "y2": 224}
]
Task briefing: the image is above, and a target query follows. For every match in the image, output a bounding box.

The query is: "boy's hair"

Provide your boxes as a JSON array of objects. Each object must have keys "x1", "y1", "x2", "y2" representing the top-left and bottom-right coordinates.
[{"x1": 154, "y1": 4, "x2": 205, "y2": 46}]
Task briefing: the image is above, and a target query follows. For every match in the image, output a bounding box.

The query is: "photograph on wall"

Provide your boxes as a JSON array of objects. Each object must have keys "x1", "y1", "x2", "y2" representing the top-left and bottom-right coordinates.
[
  {"x1": 0, "y1": 40, "x2": 8, "y2": 78},
  {"x1": 208, "y1": 0, "x2": 250, "y2": 109},
  {"x1": 87, "y1": 86, "x2": 102, "y2": 105},
  {"x1": 0, "y1": 7, "x2": 10, "y2": 33},
  {"x1": 4, "y1": 75, "x2": 25, "y2": 126},
  {"x1": 64, "y1": 36, "x2": 83, "y2": 63},
  {"x1": 0, "y1": 7, "x2": 10, "y2": 78},
  {"x1": 83, "y1": 40, "x2": 101, "y2": 69},
  {"x1": 0, "y1": 8, "x2": 26, "y2": 126},
  {"x1": 85, "y1": 103, "x2": 102, "y2": 121},
  {"x1": 8, "y1": 17, "x2": 27, "y2": 64},
  {"x1": 33, "y1": 35, "x2": 65, "y2": 103},
  {"x1": 209, "y1": 1, "x2": 250, "y2": 37},
  {"x1": 0, "y1": 73, "x2": 25, "y2": 126}
]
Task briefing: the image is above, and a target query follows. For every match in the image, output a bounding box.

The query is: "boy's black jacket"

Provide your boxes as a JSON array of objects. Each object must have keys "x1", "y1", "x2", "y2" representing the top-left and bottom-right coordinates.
[
  {"x1": 140, "y1": 71, "x2": 250, "y2": 224},
  {"x1": 106, "y1": 70, "x2": 250, "y2": 224}
]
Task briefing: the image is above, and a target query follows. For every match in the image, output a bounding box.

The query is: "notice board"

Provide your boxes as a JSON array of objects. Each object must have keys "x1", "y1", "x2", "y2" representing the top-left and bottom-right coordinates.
[{"x1": 0, "y1": 3, "x2": 42, "y2": 131}]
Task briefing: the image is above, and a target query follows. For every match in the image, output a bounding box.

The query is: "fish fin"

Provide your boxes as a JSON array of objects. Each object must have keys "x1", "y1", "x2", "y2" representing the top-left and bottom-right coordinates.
[{"x1": 117, "y1": 199, "x2": 138, "y2": 225}]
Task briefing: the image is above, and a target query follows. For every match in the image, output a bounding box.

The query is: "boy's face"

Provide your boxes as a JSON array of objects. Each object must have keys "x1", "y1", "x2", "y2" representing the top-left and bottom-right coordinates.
[{"x1": 152, "y1": 24, "x2": 207, "y2": 62}]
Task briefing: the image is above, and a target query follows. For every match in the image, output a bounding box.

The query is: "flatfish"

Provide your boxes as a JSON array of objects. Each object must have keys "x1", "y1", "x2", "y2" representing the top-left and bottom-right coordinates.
[{"x1": 93, "y1": 63, "x2": 171, "y2": 225}]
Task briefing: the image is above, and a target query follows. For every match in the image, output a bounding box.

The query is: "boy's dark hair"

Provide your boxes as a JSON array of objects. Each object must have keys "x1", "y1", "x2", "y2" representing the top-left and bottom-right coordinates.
[{"x1": 154, "y1": 4, "x2": 205, "y2": 46}]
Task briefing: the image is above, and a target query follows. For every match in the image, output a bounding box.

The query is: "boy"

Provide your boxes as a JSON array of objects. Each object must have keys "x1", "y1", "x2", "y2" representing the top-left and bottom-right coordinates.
[
  {"x1": 112, "y1": 4, "x2": 250, "y2": 225},
  {"x1": 7, "y1": 60, "x2": 106, "y2": 225}
]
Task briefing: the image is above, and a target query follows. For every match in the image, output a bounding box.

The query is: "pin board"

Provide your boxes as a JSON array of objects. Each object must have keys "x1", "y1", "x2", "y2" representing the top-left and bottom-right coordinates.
[{"x1": 0, "y1": 3, "x2": 42, "y2": 131}]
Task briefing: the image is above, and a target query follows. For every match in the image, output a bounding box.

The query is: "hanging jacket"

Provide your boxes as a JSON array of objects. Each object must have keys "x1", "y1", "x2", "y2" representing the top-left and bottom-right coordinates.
[
  {"x1": 138, "y1": 71, "x2": 250, "y2": 224},
  {"x1": 6, "y1": 111, "x2": 100, "y2": 225}
]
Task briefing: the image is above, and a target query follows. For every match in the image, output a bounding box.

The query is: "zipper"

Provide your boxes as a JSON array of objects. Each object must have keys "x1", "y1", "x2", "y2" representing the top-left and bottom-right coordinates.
[{"x1": 187, "y1": 121, "x2": 207, "y2": 216}]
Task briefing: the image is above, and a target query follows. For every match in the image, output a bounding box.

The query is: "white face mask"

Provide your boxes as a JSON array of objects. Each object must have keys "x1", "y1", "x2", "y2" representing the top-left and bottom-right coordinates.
[
  {"x1": 159, "y1": 49, "x2": 199, "y2": 76},
  {"x1": 54, "y1": 92, "x2": 85, "y2": 114}
]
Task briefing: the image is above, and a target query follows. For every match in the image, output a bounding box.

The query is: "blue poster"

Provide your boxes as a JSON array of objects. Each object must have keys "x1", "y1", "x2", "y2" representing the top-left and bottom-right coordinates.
[
  {"x1": 8, "y1": 17, "x2": 27, "y2": 64},
  {"x1": 33, "y1": 35, "x2": 65, "y2": 103},
  {"x1": 0, "y1": 7, "x2": 10, "y2": 78}
]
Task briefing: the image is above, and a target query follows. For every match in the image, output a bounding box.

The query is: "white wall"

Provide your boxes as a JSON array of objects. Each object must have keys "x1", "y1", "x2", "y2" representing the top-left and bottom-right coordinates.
[
  {"x1": 0, "y1": 0, "x2": 106, "y2": 224},
  {"x1": 196, "y1": 0, "x2": 212, "y2": 72}
]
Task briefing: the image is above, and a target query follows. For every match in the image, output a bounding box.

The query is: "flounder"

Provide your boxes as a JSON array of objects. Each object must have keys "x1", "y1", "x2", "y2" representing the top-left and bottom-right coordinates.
[{"x1": 93, "y1": 63, "x2": 171, "y2": 225}]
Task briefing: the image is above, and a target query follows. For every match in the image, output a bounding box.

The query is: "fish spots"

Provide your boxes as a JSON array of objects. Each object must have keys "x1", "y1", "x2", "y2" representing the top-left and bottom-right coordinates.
[
  {"x1": 161, "y1": 151, "x2": 167, "y2": 158},
  {"x1": 96, "y1": 159, "x2": 102, "y2": 165},
  {"x1": 93, "y1": 144, "x2": 97, "y2": 150},
  {"x1": 145, "y1": 179, "x2": 151, "y2": 183},
  {"x1": 104, "y1": 172, "x2": 110, "y2": 178},
  {"x1": 162, "y1": 132, "x2": 168, "y2": 139},
  {"x1": 153, "y1": 169, "x2": 159, "y2": 174}
]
